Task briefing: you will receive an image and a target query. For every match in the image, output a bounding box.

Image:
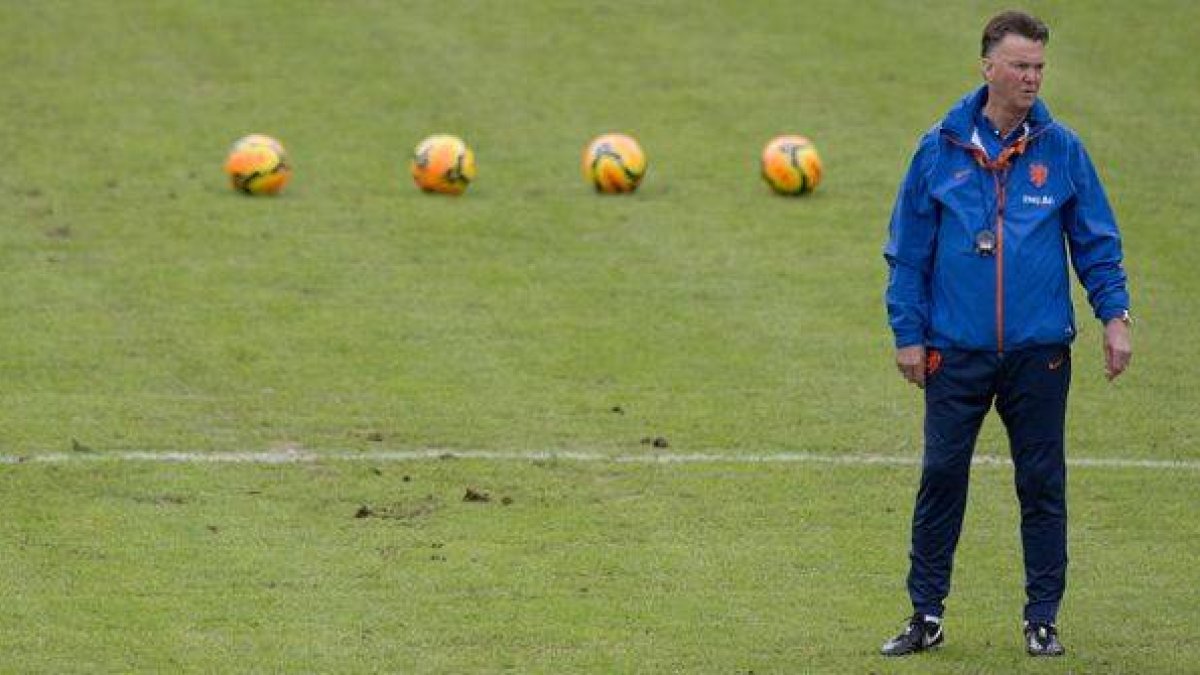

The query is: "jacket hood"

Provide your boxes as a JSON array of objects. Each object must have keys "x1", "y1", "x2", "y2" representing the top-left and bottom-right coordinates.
[{"x1": 940, "y1": 85, "x2": 1053, "y2": 141}]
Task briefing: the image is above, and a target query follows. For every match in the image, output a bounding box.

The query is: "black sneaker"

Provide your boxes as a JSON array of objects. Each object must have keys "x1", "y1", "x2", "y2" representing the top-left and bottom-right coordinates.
[
  {"x1": 881, "y1": 614, "x2": 944, "y2": 656},
  {"x1": 1024, "y1": 621, "x2": 1065, "y2": 657}
]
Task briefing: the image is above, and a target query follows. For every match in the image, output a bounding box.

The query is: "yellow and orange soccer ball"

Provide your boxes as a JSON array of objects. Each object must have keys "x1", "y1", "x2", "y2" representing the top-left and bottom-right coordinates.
[
  {"x1": 761, "y1": 135, "x2": 823, "y2": 196},
  {"x1": 582, "y1": 133, "x2": 646, "y2": 194},
  {"x1": 410, "y1": 134, "x2": 477, "y2": 195},
  {"x1": 224, "y1": 134, "x2": 291, "y2": 195}
]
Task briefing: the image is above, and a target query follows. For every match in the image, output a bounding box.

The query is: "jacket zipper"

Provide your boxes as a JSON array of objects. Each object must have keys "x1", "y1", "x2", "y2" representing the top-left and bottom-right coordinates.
[{"x1": 992, "y1": 170, "x2": 1007, "y2": 353}]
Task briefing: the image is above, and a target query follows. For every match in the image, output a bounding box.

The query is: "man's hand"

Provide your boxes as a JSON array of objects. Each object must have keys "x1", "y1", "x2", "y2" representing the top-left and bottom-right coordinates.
[
  {"x1": 896, "y1": 345, "x2": 927, "y2": 389},
  {"x1": 1104, "y1": 318, "x2": 1132, "y2": 381}
]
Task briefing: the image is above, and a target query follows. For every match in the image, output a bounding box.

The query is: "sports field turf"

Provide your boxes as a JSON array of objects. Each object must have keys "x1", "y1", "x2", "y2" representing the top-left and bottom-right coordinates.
[{"x1": 2, "y1": 1, "x2": 1198, "y2": 672}]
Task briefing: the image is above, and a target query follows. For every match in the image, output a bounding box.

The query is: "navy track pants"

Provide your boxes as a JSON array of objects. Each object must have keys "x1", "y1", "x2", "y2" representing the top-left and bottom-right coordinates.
[{"x1": 907, "y1": 344, "x2": 1071, "y2": 624}]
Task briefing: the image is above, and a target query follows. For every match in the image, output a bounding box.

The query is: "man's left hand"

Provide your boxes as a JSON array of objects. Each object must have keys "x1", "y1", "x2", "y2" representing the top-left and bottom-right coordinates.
[{"x1": 1103, "y1": 318, "x2": 1132, "y2": 381}]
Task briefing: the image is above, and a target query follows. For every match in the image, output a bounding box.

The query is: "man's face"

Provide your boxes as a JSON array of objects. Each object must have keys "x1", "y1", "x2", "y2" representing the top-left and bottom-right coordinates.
[{"x1": 982, "y1": 34, "x2": 1045, "y2": 114}]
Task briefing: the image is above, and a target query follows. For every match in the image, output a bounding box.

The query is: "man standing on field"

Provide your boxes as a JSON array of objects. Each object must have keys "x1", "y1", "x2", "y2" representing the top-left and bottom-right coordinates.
[{"x1": 880, "y1": 10, "x2": 1132, "y2": 657}]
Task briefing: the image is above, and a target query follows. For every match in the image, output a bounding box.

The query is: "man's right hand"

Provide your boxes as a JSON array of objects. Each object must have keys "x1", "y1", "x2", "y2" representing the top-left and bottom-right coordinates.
[{"x1": 896, "y1": 345, "x2": 927, "y2": 389}]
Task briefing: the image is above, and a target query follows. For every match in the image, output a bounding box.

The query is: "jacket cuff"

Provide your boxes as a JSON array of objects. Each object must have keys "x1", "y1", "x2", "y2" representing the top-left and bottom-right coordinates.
[
  {"x1": 1097, "y1": 305, "x2": 1129, "y2": 323},
  {"x1": 1099, "y1": 310, "x2": 1129, "y2": 324},
  {"x1": 893, "y1": 332, "x2": 925, "y2": 349}
]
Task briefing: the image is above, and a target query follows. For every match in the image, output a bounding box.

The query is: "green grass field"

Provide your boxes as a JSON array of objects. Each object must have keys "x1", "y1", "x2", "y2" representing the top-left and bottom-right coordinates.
[{"x1": 2, "y1": 1, "x2": 1199, "y2": 672}]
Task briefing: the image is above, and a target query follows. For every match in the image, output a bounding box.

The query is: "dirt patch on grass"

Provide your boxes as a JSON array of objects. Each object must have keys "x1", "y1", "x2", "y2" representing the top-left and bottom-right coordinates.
[
  {"x1": 463, "y1": 487, "x2": 490, "y2": 502},
  {"x1": 354, "y1": 495, "x2": 440, "y2": 521}
]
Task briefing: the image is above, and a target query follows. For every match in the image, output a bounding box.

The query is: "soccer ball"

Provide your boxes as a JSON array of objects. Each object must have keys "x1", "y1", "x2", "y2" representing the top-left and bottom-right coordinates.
[
  {"x1": 761, "y1": 135, "x2": 823, "y2": 195},
  {"x1": 582, "y1": 133, "x2": 646, "y2": 193},
  {"x1": 411, "y1": 134, "x2": 476, "y2": 195},
  {"x1": 224, "y1": 134, "x2": 291, "y2": 195}
]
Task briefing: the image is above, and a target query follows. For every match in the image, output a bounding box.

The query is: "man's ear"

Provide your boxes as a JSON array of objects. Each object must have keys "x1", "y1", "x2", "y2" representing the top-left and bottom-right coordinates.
[{"x1": 981, "y1": 57, "x2": 993, "y2": 82}]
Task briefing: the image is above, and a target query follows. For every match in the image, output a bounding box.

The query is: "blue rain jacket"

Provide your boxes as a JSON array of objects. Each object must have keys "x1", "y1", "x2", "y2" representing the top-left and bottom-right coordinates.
[{"x1": 884, "y1": 86, "x2": 1129, "y2": 351}]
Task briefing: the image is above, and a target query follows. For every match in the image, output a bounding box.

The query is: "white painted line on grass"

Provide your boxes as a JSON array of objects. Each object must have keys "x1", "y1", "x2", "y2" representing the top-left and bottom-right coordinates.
[{"x1": 2, "y1": 449, "x2": 1198, "y2": 471}]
